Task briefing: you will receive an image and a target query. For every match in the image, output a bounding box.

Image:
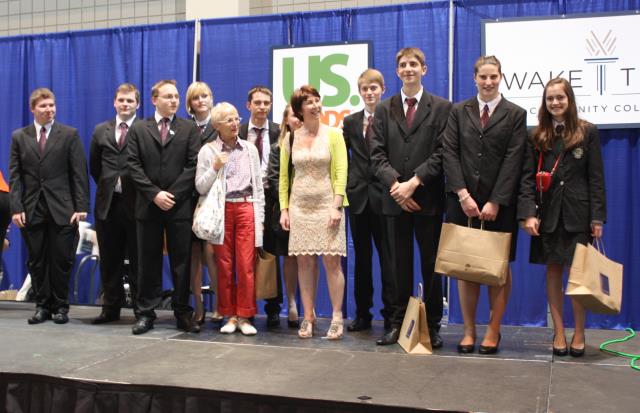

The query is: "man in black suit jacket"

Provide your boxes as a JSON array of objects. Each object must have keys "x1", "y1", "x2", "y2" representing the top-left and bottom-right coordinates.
[
  {"x1": 10, "y1": 87, "x2": 89, "y2": 325},
  {"x1": 343, "y1": 69, "x2": 389, "y2": 332},
  {"x1": 89, "y1": 83, "x2": 141, "y2": 324},
  {"x1": 238, "y1": 86, "x2": 282, "y2": 327},
  {"x1": 127, "y1": 79, "x2": 201, "y2": 335},
  {"x1": 370, "y1": 48, "x2": 452, "y2": 346}
]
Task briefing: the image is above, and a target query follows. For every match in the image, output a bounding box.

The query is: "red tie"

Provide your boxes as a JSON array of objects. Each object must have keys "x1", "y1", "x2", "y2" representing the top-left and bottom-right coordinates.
[
  {"x1": 160, "y1": 118, "x2": 169, "y2": 143},
  {"x1": 480, "y1": 104, "x2": 490, "y2": 129},
  {"x1": 253, "y1": 127, "x2": 264, "y2": 164},
  {"x1": 39, "y1": 126, "x2": 47, "y2": 155},
  {"x1": 365, "y1": 115, "x2": 373, "y2": 147},
  {"x1": 118, "y1": 122, "x2": 128, "y2": 148},
  {"x1": 405, "y1": 98, "x2": 417, "y2": 129}
]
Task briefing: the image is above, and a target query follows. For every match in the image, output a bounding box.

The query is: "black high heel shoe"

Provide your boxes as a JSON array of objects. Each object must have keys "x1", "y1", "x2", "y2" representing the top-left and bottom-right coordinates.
[
  {"x1": 457, "y1": 336, "x2": 476, "y2": 354},
  {"x1": 478, "y1": 333, "x2": 501, "y2": 355},
  {"x1": 552, "y1": 335, "x2": 568, "y2": 357},
  {"x1": 569, "y1": 335, "x2": 585, "y2": 357}
]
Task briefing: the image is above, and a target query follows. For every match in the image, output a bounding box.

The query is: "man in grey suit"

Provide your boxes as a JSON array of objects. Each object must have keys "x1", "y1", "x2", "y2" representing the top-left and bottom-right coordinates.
[
  {"x1": 89, "y1": 83, "x2": 141, "y2": 324},
  {"x1": 370, "y1": 48, "x2": 452, "y2": 346},
  {"x1": 10, "y1": 87, "x2": 89, "y2": 325}
]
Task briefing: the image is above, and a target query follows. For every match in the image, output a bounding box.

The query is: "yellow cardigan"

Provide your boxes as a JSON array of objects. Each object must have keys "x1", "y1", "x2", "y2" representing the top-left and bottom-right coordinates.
[{"x1": 279, "y1": 126, "x2": 349, "y2": 209}]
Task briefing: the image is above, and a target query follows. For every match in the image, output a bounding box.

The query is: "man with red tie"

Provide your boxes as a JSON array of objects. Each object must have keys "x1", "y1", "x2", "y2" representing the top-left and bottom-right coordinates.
[
  {"x1": 369, "y1": 48, "x2": 452, "y2": 346},
  {"x1": 238, "y1": 86, "x2": 282, "y2": 327},
  {"x1": 10, "y1": 87, "x2": 89, "y2": 325},
  {"x1": 127, "y1": 80, "x2": 201, "y2": 335},
  {"x1": 89, "y1": 83, "x2": 141, "y2": 324}
]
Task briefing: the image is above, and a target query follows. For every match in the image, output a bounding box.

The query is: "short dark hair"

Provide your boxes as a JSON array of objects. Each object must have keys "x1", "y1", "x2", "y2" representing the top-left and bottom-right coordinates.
[
  {"x1": 114, "y1": 83, "x2": 140, "y2": 104},
  {"x1": 247, "y1": 86, "x2": 273, "y2": 103},
  {"x1": 151, "y1": 79, "x2": 177, "y2": 98},
  {"x1": 290, "y1": 85, "x2": 321, "y2": 121}
]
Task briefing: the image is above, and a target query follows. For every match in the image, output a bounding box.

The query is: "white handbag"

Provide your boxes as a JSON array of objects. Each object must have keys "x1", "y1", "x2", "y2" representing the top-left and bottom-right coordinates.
[{"x1": 192, "y1": 167, "x2": 225, "y2": 243}]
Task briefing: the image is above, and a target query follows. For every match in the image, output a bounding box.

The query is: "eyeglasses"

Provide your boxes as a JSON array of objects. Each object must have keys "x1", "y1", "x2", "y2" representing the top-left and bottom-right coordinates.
[{"x1": 221, "y1": 117, "x2": 242, "y2": 125}]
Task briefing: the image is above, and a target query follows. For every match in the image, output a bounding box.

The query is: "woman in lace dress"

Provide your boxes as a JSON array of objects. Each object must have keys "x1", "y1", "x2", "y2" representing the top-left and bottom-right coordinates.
[{"x1": 279, "y1": 85, "x2": 349, "y2": 339}]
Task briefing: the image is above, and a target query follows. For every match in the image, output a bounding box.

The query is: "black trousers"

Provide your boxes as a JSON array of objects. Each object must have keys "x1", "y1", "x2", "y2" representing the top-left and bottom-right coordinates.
[
  {"x1": 95, "y1": 194, "x2": 138, "y2": 314},
  {"x1": 349, "y1": 203, "x2": 389, "y2": 320},
  {"x1": 136, "y1": 218, "x2": 193, "y2": 319},
  {"x1": 21, "y1": 197, "x2": 78, "y2": 312},
  {"x1": 383, "y1": 213, "x2": 443, "y2": 329},
  {"x1": 0, "y1": 191, "x2": 11, "y2": 274}
]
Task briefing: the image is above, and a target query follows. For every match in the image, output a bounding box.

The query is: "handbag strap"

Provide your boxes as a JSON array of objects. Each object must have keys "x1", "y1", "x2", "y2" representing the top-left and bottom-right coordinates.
[{"x1": 537, "y1": 149, "x2": 562, "y2": 176}]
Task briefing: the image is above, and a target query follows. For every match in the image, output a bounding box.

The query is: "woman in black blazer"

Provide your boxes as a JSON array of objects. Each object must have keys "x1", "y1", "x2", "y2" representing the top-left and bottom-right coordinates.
[
  {"x1": 518, "y1": 77, "x2": 605, "y2": 357},
  {"x1": 443, "y1": 56, "x2": 527, "y2": 354}
]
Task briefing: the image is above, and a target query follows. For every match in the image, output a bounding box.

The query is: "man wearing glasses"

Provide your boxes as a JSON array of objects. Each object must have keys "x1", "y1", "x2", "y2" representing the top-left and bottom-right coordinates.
[{"x1": 127, "y1": 79, "x2": 201, "y2": 335}]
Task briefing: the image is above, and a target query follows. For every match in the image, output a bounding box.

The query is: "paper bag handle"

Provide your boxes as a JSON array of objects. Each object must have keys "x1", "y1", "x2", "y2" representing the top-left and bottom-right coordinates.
[
  {"x1": 592, "y1": 237, "x2": 607, "y2": 256},
  {"x1": 467, "y1": 217, "x2": 485, "y2": 230},
  {"x1": 417, "y1": 283, "x2": 423, "y2": 301}
]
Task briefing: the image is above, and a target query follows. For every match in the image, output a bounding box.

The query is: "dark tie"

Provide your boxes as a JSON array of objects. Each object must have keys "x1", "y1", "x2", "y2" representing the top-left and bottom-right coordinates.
[
  {"x1": 199, "y1": 124, "x2": 206, "y2": 135},
  {"x1": 364, "y1": 115, "x2": 373, "y2": 147},
  {"x1": 39, "y1": 126, "x2": 47, "y2": 155},
  {"x1": 253, "y1": 127, "x2": 264, "y2": 164},
  {"x1": 160, "y1": 118, "x2": 169, "y2": 143},
  {"x1": 480, "y1": 104, "x2": 490, "y2": 129},
  {"x1": 405, "y1": 98, "x2": 417, "y2": 129},
  {"x1": 118, "y1": 122, "x2": 128, "y2": 148},
  {"x1": 555, "y1": 124, "x2": 565, "y2": 137}
]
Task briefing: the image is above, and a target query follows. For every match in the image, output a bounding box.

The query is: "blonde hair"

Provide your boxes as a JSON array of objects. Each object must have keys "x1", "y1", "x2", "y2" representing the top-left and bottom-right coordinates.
[
  {"x1": 211, "y1": 102, "x2": 238, "y2": 124},
  {"x1": 185, "y1": 81, "x2": 213, "y2": 115}
]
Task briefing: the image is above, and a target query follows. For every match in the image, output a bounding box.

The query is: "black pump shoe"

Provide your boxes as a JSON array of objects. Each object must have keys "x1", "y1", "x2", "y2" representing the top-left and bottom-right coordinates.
[{"x1": 478, "y1": 333, "x2": 501, "y2": 355}]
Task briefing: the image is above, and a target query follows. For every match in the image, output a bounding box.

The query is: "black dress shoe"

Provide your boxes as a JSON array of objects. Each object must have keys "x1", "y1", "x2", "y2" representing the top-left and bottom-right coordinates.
[
  {"x1": 52, "y1": 312, "x2": 69, "y2": 324},
  {"x1": 287, "y1": 318, "x2": 300, "y2": 329},
  {"x1": 478, "y1": 333, "x2": 502, "y2": 355},
  {"x1": 429, "y1": 329, "x2": 443, "y2": 349},
  {"x1": 347, "y1": 317, "x2": 372, "y2": 332},
  {"x1": 28, "y1": 309, "x2": 51, "y2": 324},
  {"x1": 176, "y1": 314, "x2": 200, "y2": 333},
  {"x1": 457, "y1": 338, "x2": 476, "y2": 354},
  {"x1": 132, "y1": 317, "x2": 154, "y2": 335},
  {"x1": 92, "y1": 311, "x2": 120, "y2": 325},
  {"x1": 569, "y1": 346, "x2": 585, "y2": 357},
  {"x1": 376, "y1": 327, "x2": 400, "y2": 346},
  {"x1": 266, "y1": 312, "x2": 280, "y2": 328}
]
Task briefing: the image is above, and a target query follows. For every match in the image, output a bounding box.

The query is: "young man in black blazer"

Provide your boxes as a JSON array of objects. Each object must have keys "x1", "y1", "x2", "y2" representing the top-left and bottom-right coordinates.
[
  {"x1": 343, "y1": 69, "x2": 389, "y2": 332},
  {"x1": 238, "y1": 86, "x2": 282, "y2": 327},
  {"x1": 370, "y1": 48, "x2": 452, "y2": 346},
  {"x1": 89, "y1": 83, "x2": 141, "y2": 324},
  {"x1": 10, "y1": 88, "x2": 89, "y2": 325},
  {"x1": 127, "y1": 79, "x2": 201, "y2": 335}
]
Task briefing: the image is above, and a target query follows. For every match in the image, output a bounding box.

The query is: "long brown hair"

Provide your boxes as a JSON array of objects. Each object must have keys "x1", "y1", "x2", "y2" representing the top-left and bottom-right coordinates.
[{"x1": 532, "y1": 77, "x2": 586, "y2": 151}]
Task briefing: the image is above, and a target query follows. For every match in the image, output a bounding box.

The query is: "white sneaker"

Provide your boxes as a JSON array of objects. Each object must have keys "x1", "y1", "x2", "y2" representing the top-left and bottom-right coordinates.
[
  {"x1": 238, "y1": 318, "x2": 257, "y2": 336},
  {"x1": 220, "y1": 317, "x2": 238, "y2": 334}
]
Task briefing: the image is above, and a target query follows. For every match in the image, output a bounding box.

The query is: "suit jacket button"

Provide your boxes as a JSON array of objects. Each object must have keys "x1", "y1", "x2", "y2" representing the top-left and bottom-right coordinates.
[
  {"x1": 40, "y1": 178, "x2": 45, "y2": 183},
  {"x1": 474, "y1": 170, "x2": 479, "y2": 176},
  {"x1": 404, "y1": 157, "x2": 409, "y2": 161},
  {"x1": 560, "y1": 181, "x2": 564, "y2": 186},
  {"x1": 479, "y1": 134, "x2": 483, "y2": 139},
  {"x1": 477, "y1": 152, "x2": 482, "y2": 157}
]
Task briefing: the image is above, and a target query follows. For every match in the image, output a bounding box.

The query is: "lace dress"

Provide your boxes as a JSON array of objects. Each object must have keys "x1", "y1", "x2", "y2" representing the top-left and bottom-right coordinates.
[{"x1": 288, "y1": 132, "x2": 346, "y2": 256}]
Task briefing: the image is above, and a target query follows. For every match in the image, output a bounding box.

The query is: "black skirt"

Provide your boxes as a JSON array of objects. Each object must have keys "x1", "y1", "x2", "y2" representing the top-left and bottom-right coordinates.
[
  {"x1": 445, "y1": 193, "x2": 519, "y2": 262},
  {"x1": 530, "y1": 215, "x2": 591, "y2": 265},
  {"x1": 263, "y1": 199, "x2": 289, "y2": 256}
]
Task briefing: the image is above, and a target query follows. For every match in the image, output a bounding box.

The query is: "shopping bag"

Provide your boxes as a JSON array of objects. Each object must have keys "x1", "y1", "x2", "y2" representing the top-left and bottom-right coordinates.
[
  {"x1": 398, "y1": 284, "x2": 432, "y2": 355},
  {"x1": 192, "y1": 168, "x2": 225, "y2": 243},
  {"x1": 566, "y1": 240, "x2": 623, "y2": 314},
  {"x1": 255, "y1": 249, "x2": 277, "y2": 300},
  {"x1": 435, "y1": 219, "x2": 511, "y2": 286}
]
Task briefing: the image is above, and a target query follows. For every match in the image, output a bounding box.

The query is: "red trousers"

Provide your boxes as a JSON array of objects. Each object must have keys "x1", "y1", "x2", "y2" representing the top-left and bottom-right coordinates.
[{"x1": 213, "y1": 201, "x2": 256, "y2": 318}]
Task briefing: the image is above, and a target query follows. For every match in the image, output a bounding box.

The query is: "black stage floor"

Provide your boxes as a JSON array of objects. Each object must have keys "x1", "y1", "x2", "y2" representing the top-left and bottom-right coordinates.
[{"x1": 0, "y1": 301, "x2": 638, "y2": 412}]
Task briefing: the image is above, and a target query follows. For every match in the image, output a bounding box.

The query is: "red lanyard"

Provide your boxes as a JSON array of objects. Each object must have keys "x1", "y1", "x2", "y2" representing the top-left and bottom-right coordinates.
[{"x1": 537, "y1": 150, "x2": 562, "y2": 176}]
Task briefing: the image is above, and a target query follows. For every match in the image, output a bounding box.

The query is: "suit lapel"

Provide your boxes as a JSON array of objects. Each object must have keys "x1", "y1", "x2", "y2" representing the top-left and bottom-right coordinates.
[
  {"x1": 408, "y1": 93, "x2": 430, "y2": 135},
  {"x1": 164, "y1": 118, "x2": 179, "y2": 146},
  {"x1": 41, "y1": 123, "x2": 62, "y2": 161},
  {"x1": 483, "y1": 97, "x2": 508, "y2": 133},
  {"x1": 268, "y1": 121, "x2": 279, "y2": 145},
  {"x1": 351, "y1": 110, "x2": 368, "y2": 153},
  {"x1": 145, "y1": 118, "x2": 163, "y2": 146},
  {"x1": 24, "y1": 125, "x2": 40, "y2": 158},
  {"x1": 464, "y1": 99, "x2": 483, "y2": 133},
  {"x1": 390, "y1": 95, "x2": 409, "y2": 136}
]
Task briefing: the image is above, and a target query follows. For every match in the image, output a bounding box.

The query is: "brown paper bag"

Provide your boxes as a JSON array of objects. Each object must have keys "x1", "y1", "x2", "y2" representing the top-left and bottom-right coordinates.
[
  {"x1": 566, "y1": 240, "x2": 623, "y2": 314},
  {"x1": 255, "y1": 249, "x2": 277, "y2": 300},
  {"x1": 398, "y1": 284, "x2": 432, "y2": 355},
  {"x1": 435, "y1": 221, "x2": 511, "y2": 286}
]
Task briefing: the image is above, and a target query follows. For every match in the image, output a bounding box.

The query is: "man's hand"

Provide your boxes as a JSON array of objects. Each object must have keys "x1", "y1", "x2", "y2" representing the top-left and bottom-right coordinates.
[
  {"x1": 390, "y1": 176, "x2": 421, "y2": 205},
  {"x1": 70, "y1": 212, "x2": 88, "y2": 225},
  {"x1": 154, "y1": 191, "x2": 176, "y2": 211},
  {"x1": 522, "y1": 216, "x2": 540, "y2": 236},
  {"x1": 399, "y1": 198, "x2": 421, "y2": 212},
  {"x1": 12, "y1": 212, "x2": 26, "y2": 228}
]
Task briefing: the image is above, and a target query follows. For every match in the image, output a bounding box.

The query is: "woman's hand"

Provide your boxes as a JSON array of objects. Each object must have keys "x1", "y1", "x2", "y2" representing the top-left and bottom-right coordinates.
[
  {"x1": 279, "y1": 208, "x2": 290, "y2": 231},
  {"x1": 213, "y1": 152, "x2": 228, "y2": 171},
  {"x1": 591, "y1": 223, "x2": 603, "y2": 239},
  {"x1": 523, "y1": 216, "x2": 540, "y2": 236},
  {"x1": 479, "y1": 201, "x2": 499, "y2": 222},
  {"x1": 328, "y1": 207, "x2": 342, "y2": 229},
  {"x1": 460, "y1": 195, "x2": 481, "y2": 218}
]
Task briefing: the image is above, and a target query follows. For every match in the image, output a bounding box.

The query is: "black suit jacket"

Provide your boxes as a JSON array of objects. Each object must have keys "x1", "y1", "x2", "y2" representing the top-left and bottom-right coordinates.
[
  {"x1": 90, "y1": 118, "x2": 140, "y2": 220},
  {"x1": 239, "y1": 121, "x2": 280, "y2": 146},
  {"x1": 127, "y1": 116, "x2": 200, "y2": 220},
  {"x1": 343, "y1": 110, "x2": 383, "y2": 214},
  {"x1": 9, "y1": 122, "x2": 89, "y2": 226},
  {"x1": 370, "y1": 92, "x2": 452, "y2": 216},
  {"x1": 443, "y1": 96, "x2": 527, "y2": 207},
  {"x1": 518, "y1": 124, "x2": 606, "y2": 233},
  {"x1": 192, "y1": 119, "x2": 218, "y2": 146}
]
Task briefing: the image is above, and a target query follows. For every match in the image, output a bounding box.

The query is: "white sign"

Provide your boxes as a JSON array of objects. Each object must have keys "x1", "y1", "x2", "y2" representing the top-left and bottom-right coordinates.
[
  {"x1": 272, "y1": 42, "x2": 370, "y2": 127},
  {"x1": 483, "y1": 13, "x2": 640, "y2": 128}
]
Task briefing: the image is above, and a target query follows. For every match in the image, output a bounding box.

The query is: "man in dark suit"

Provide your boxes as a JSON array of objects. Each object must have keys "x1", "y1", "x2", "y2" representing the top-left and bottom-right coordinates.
[
  {"x1": 343, "y1": 68, "x2": 389, "y2": 332},
  {"x1": 127, "y1": 79, "x2": 201, "y2": 335},
  {"x1": 10, "y1": 87, "x2": 89, "y2": 325},
  {"x1": 238, "y1": 86, "x2": 282, "y2": 327},
  {"x1": 370, "y1": 48, "x2": 452, "y2": 346},
  {"x1": 89, "y1": 83, "x2": 141, "y2": 324}
]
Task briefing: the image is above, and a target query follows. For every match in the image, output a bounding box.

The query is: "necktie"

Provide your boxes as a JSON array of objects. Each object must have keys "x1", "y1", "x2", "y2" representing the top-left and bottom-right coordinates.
[
  {"x1": 364, "y1": 115, "x2": 373, "y2": 148},
  {"x1": 555, "y1": 124, "x2": 565, "y2": 137},
  {"x1": 253, "y1": 127, "x2": 264, "y2": 164},
  {"x1": 118, "y1": 122, "x2": 128, "y2": 148},
  {"x1": 39, "y1": 126, "x2": 47, "y2": 155},
  {"x1": 199, "y1": 124, "x2": 206, "y2": 135},
  {"x1": 405, "y1": 98, "x2": 417, "y2": 129},
  {"x1": 480, "y1": 104, "x2": 490, "y2": 129},
  {"x1": 160, "y1": 118, "x2": 169, "y2": 143}
]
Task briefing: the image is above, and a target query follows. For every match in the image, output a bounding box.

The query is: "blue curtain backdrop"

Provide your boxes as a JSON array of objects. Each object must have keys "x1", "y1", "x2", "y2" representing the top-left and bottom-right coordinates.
[{"x1": 0, "y1": 1, "x2": 638, "y2": 329}]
